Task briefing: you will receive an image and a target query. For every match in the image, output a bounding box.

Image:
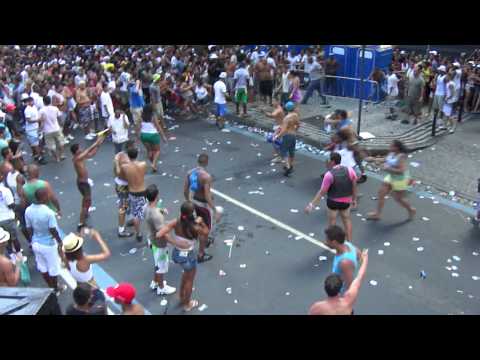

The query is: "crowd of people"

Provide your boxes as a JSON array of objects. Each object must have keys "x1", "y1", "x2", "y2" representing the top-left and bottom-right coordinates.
[{"x1": 0, "y1": 45, "x2": 474, "y2": 315}]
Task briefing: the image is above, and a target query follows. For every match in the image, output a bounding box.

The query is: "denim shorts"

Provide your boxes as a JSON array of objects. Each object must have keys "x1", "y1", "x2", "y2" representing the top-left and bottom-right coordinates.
[
  {"x1": 279, "y1": 134, "x2": 296, "y2": 158},
  {"x1": 172, "y1": 247, "x2": 197, "y2": 272},
  {"x1": 26, "y1": 131, "x2": 39, "y2": 146}
]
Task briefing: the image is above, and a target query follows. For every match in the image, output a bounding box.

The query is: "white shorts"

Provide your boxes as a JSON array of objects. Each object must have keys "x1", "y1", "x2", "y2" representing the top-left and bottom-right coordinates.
[
  {"x1": 32, "y1": 242, "x2": 61, "y2": 276},
  {"x1": 443, "y1": 103, "x2": 453, "y2": 117},
  {"x1": 152, "y1": 244, "x2": 169, "y2": 274}
]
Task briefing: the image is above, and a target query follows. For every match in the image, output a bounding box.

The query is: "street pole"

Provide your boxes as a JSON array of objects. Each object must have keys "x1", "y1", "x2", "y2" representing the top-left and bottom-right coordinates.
[{"x1": 357, "y1": 45, "x2": 366, "y2": 135}]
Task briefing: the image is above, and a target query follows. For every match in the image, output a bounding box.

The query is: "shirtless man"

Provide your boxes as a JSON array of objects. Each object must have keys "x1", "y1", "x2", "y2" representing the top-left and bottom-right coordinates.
[
  {"x1": 0, "y1": 228, "x2": 22, "y2": 287},
  {"x1": 256, "y1": 57, "x2": 274, "y2": 106},
  {"x1": 263, "y1": 100, "x2": 285, "y2": 163},
  {"x1": 113, "y1": 147, "x2": 134, "y2": 238},
  {"x1": 309, "y1": 249, "x2": 368, "y2": 315},
  {"x1": 274, "y1": 101, "x2": 300, "y2": 176},
  {"x1": 70, "y1": 136, "x2": 105, "y2": 230},
  {"x1": 184, "y1": 153, "x2": 219, "y2": 263},
  {"x1": 121, "y1": 147, "x2": 147, "y2": 242},
  {"x1": 75, "y1": 80, "x2": 95, "y2": 140}
]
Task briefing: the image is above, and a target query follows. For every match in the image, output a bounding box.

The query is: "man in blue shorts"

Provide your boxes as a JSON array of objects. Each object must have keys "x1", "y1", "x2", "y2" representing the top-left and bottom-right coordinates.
[
  {"x1": 214, "y1": 72, "x2": 228, "y2": 129},
  {"x1": 273, "y1": 101, "x2": 300, "y2": 177}
]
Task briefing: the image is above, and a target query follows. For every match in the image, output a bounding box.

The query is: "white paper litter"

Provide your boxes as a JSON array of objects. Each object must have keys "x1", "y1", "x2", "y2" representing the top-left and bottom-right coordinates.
[
  {"x1": 225, "y1": 177, "x2": 233, "y2": 181},
  {"x1": 219, "y1": 270, "x2": 226, "y2": 277},
  {"x1": 318, "y1": 256, "x2": 327, "y2": 261},
  {"x1": 257, "y1": 171, "x2": 263, "y2": 175},
  {"x1": 410, "y1": 162, "x2": 420, "y2": 168},
  {"x1": 457, "y1": 290, "x2": 464, "y2": 294},
  {"x1": 226, "y1": 287, "x2": 232, "y2": 295},
  {"x1": 88, "y1": 206, "x2": 96, "y2": 213},
  {"x1": 265, "y1": 251, "x2": 270, "y2": 255},
  {"x1": 257, "y1": 153, "x2": 262, "y2": 157},
  {"x1": 290, "y1": 209, "x2": 299, "y2": 213},
  {"x1": 245, "y1": 175, "x2": 251, "y2": 179},
  {"x1": 221, "y1": 129, "x2": 231, "y2": 133},
  {"x1": 237, "y1": 226, "x2": 245, "y2": 231},
  {"x1": 160, "y1": 299, "x2": 168, "y2": 306},
  {"x1": 384, "y1": 242, "x2": 391, "y2": 247},
  {"x1": 234, "y1": 299, "x2": 238, "y2": 304},
  {"x1": 315, "y1": 206, "x2": 320, "y2": 210},
  {"x1": 447, "y1": 259, "x2": 452, "y2": 263},
  {"x1": 128, "y1": 248, "x2": 137, "y2": 255},
  {"x1": 452, "y1": 256, "x2": 461, "y2": 262},
  {"x1": 408, "y1": 286, "x2": 413, "y2": 290},
  {"x1": 449, "y1": 191, "x2": 455, "y2": 196},
  {"x1": 378, "y1": 250, "x2": 384, "y2": 255},
  {"x1": 212, "y1": 148, "x2": 219, "y2": 153},
  {"x1": 472, "y1": 252, "x2": 479, "y2": 256},
  {"x1": 472, "y1": 276, "x2": 480, "y2": 281},
  {"x1": 412, "y1": 237, "x2": 420, "y2": 242},
  {"x1": 59, "y1": 192, "x2": 63, "y2": 195},
  {"x1": 308, "y1": 233, "x2": 315, "y2": 237},
  {"x1": 288, "y1": 235, "x2": 293, "y2": 239},
  {"x1": 451, "y1": 266, "x2": 458, "y2": 271},
  {"x1": 103, "y1": 183, "x2": 111, "y2": 187},
  {"x1": 433, "y1": 201, "x2": 439, "y2": 204},
  {"x1": 446, "y1": 266, "x2": 452, "y2": 271},
  {"x1": 417, "y1": 247, "x2": 424, "y2": 252},
  {"x1": 451, "y1": 273, "x2": 459, "y2": 277},
  {"x1": 422, "y1": 217, "x2": 430, "y2": 221},
  {"x1": 248, "y1": 191, "x2": 264, "y2": 195},
  {"x1": 240, "y1": 264, "x2": 247, "y2": 269},
  {"x1": 369, "y1": 280, "x2": 378, "y2": 286},
  {"x1": 198, "y1": 304, "x2": 208, "y2": 311},
  {"x1": 285, "y1": 292, "x2": 290, "y2": 296}
]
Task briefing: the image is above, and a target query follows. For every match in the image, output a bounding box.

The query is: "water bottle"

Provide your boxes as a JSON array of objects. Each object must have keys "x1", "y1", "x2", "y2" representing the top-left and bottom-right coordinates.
[{"x1": 420, "y1": 270, "x2": 426, "y2": 279}]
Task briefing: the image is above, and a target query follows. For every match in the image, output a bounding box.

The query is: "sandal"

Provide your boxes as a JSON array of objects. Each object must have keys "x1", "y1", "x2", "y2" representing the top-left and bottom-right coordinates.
[
  {"x1": 366, "y1": 212, "x2": 381, "y2": 221},
  {"x1": 184, "y1": 299, "x2": 199, "y2": 312},
  {"x1": 197, "y1": 253, "x2": 213, "y2": 263}
]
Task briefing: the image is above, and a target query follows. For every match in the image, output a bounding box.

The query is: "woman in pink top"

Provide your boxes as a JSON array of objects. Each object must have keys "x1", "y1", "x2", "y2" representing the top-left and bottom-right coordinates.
[{"x1": 305, "y1": 152, "x2": 357, "y2": 242}]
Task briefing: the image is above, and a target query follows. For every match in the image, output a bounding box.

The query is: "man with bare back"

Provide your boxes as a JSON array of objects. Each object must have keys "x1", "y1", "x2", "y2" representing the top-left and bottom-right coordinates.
[
  {"x1": 263, "y1": 100, "x2": 285, "y2": 163},
  {"x1": 70, "y1": 136, "x2": 105, "y2": 230},
  {"x1": 113, "y1": 142, "x2": 135, "y2": 238},
  {"x1": 184, "y1": 153, "x2": 220, "y2": 263},
  {"x1": 121, "y1": 147, "x2": 148, "y2": 243},
  {"x1": 274, "y1": 101, "x2": 300, "y2": 176}
]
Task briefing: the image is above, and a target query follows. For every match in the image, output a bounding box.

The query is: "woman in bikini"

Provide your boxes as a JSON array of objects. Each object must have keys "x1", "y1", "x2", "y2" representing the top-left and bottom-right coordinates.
[{"x1": 156, "y1": 201, "x2": 209, "y2": 312}]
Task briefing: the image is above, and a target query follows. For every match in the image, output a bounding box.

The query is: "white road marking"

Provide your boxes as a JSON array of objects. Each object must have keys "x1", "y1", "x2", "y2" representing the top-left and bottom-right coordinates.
[
  {"x1": 60, "y1": 268, "x2": 114, "y2": 315},
  {"x1": 211, "y1": 189, "x2": 335, "y2": 254}
]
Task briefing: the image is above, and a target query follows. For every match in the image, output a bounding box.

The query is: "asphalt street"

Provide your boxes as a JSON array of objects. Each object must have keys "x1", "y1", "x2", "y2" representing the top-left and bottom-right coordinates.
[{"x1": 26, "y1": 116, "x2": 480, "y2": 315}]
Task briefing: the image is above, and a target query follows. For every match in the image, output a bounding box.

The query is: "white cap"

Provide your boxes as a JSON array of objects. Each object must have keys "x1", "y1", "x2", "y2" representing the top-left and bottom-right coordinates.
[
  {"x1": 259, "y1": 51, "x2": 266, "y2": 57},
  {"x1": 219, "y1": 72, "x2": 227, "y2": 79},
  {"x1": 21, "y1": 93, "x2": 29, "y2": 101},
  {"x1": 437, "y1": 65, "x2": 446, "y2": 72},
  {"x1": 209, "y1": 53, "x2": 218, "y2": 60},
  {"x1": 208, "y1": 45, "x2": 216, "y2": 51},
  {"x1": 429, "y1": 50, "x2": 438, "y2": 55},
  {"x1": 452, "y1": 62, "x2": 460, "y2": 67}
]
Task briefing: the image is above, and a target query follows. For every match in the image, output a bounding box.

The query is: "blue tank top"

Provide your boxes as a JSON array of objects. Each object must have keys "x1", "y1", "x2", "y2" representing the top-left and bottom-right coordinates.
[
  {"x1": 189, "y1": 168, "x2": 200, "y2": 193},
  {"x1": 332, "y1": 242, "x2": 358, "y2": 293}
]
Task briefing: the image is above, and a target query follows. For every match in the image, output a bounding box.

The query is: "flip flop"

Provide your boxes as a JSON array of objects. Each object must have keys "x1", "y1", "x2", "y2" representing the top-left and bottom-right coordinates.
[
  {"x1": 366, "y1": 212, "x2": 381, "y2": 221},
  {"x1": 184, "y1": 299, "x2": 199, "y2": 312},
  {"x1": 197, "y1": 253, "x2": 213, "y2": 263}
]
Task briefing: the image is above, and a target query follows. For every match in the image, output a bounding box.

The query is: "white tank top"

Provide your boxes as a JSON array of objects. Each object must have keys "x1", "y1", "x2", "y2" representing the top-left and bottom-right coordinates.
[
  {"x1": 69, "y1": 260, "x2": 94, "y2": 283},
  {"x1": 446, "y1": 81, "x2": 457, "y2": 104},
  {"x1": 141, "y1": 122, "x2": 157, "y2": 134},
  {"x1": 6, "y1": 171, "x2": 20, "y2": 204},
  {"x1": 435, "y1": 74, "x2": 446, "y2": 96}
]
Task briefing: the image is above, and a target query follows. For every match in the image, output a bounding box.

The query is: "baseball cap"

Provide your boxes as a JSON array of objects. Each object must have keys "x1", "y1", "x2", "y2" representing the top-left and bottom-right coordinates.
[
  {"x1": 106, "y1": 283, "x2": 136, "y2": 305},
  {"x1": 219, "y1": 72, "x2": 227, "y2": 79},
  {"x1": 0, "y1": 227, "x2": 11, "y2": 244},
  {"x1": 62, "y1": 233, "x2": 84, "y2": 253},
  {"x1": 5, "y1": 104, "x2": 16, "y2": 112},
  {"x1": 21, "y1": 93, "x2": 32, "y2": 101},
  {"x1": 437, "y1": 65, "x2": 446, "y2": 72},
  {"x1": 284, "y1": 101, "x2": 295, "y2": 112}
]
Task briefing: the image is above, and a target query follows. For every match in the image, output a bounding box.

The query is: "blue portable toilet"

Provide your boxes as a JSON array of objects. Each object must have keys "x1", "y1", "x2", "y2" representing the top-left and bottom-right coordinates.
[{"x1": 324, "y1": 45, "x2": 393, "y2": 100}]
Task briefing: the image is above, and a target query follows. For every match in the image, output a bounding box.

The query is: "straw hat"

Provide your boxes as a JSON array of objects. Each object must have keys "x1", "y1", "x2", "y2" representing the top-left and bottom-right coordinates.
[{"x1": 62, "y1": 233, "x2": 84, "y2": 253}]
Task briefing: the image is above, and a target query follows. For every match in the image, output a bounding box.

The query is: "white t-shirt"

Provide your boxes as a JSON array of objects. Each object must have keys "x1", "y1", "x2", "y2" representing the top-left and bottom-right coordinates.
[
  {"x1": 214, "y1": 80, "x2": 227, "y2": 104},
  {"x1": 195, "y1": 85, "x2": 208, "y2": 100},
  {"x1": 108, "y1": 114, "x2": 130, "y2": 143},
  {"x1": 0, "y1": 184, "x2": 15, "y2": 222},
  {"x1": 336, "y1": 148, "x2": 357, "y2": 169},
  {"x1": 387, "y1": 74, "x2": 399, "y2": 97},
  {"x1": 120, "y1": 72, "x2": 130, "y2": 92},
  {"x1": 453, "y1": 69, "x2": 462, "y2": 90},
  {"x1": 31, "y1": 92, "x2": 44, "y2": 109},
  {"x1": 100, "y1": 91, "x2": 114, "y2": 118},
  {"x1": 24, "y1": 105, "x2": 39, "y2": 132},
  {"x1": 282, "y1": 72, "x2": 290, "y2": 93},
  {"x1": 435, "y1": 74, "x2": 447, "y2": 96},
  {"x1": 39, "y1": 105, "x2": 61, "y2": 134}
]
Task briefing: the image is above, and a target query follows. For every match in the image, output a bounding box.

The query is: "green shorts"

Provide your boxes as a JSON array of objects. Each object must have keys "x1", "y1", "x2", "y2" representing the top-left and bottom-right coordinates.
[
  {"x1": 235, "y1": 88, "x2": 248, "y2": 104},
  {"x1": 140, "y1": 132, "x2": 161, "y2": 145}
]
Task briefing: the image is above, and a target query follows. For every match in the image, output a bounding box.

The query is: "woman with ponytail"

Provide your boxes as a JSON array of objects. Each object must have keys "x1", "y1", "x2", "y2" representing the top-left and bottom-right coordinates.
[{"x1": 156, "y1": 201, "x2": 209, "y2": 312}]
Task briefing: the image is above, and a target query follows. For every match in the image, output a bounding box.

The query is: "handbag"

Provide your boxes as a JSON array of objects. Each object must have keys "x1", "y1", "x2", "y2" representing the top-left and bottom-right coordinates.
[{"x1": 20, "y1": 261, "x2": 31, "y2": 286}]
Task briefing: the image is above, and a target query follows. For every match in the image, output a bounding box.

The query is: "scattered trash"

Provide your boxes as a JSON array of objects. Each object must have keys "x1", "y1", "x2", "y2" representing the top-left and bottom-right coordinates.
[
  {"x1": 419, "y1": 196, "x2": 425, "y2": 199},
  {"x1": 59, "y1": 192, "x2": 63, "y2": 195},
  {"x1": 221, "y1": 129, "x2": 231, "y2": 133},
  {"x1": 288, "y1": 235, "x2": 293, "y2": 239},
  {"x1": 472, "y1": 276, "x2": 480, "y2": 281},
  {"x1": 226, "y1": 287, "x2": 232, "y2": 295},
  {"x1": 128, "y1": 248, "x2": 137, "y2": 255},
  {"x1": 417, "y1": 247, "x2": 424, "y2": 252},
  {"x1": 472, "y1": 252, "x2": 479, "y2": 256},
  {"x1": 412, "y1": 237, "x2": 420, "y2": 242},
  {"x1": 198, "y1": 304, "x2": 208, "y2": 312},
  {"x1": 248, "y1": 190, "x2": 265, "y2": 195},
  {"x1": 371, "y1": 196, "x2": 378, "y2": 200},
  {"x1": 447, "y1": 258, "x2": 452, "y2": 263},
  {"x1": 226, "y1": 141, "x2": 232, "y2": 145},
  {"x1": 451, "y1": 266, "x2": 458, "y2": 271},
  {"x1": 361, "y1": 218, "x2": 366, "y2": 221},
  {"x1": 318, "y1": 256, "x2": 327, "y2": 261},
  {"x1": 449, "y1": 191, "x2": 455, "y2": 197},
  {"x1": 290, "y1": 209, "x2": 299, "y2": 213},
  {"x1": 240, "y1": 264, "x2": 247, "y2": 269},
  {"x1": 88, "y1": 206, "x2": 96, "y2": 213},
  {"x1": 452, "y1": 256, "x2": 461, "y2": 262},
  {"x1": 237, "y1": 226, "x2": 245, "y2": 231},
  {"x1": 161, "y1": 172, "x2": 167, "y2": 176},
  {"x1": 446, "y1": 266, "x2": 452, "y2": 271},
  {"x1": 384, "y1": 242, "x2": 391, "y2": 247},
  {"x1": 265, "y1": 251, "x2": 270, "y2": 255},
  {"x1": 256, "y1": 171, "x2": 263, "y2": 175},
  {"x1": 103, "y1": 183, "x2": 111, "y2": 187},
  {"x1": 315, "y1": 206, "x2": 320, "y2": 210},
  {"x1": 410, "y1": 162, "x2": 420, "y2": 168},
  {"x1": 173, "y1": 200, "x2": 179, "y2": 204},
  {"x1": 168, "y1": 136, "x2": 176, "y2": 140},
  {"x1": 468, "y1": 295, "x2": 474, "y2": 299},
  {"x1": 457, "y1": 290, "x2": 464, "y2": 294},
  {"x1": 378, "y1": 250, "x2": 384, "y2": 255},
  {"x1": 245, "y1": 175, "x2": 251, "y2": 179},
  {"x1": 257, "y1": 153, "x2": 262, "y2": 157},
  {"x1": 225, "y1": 177, "x2": 233, "y2": 181},
  {"x1": 54, "y1": 176, "x2": 59, "y2": 180},
  {"x1": 356, "y1": 213, "x2": 362, "y2": 217},
  {"x1": 420, "y1": 271, "x2": 427, "y2": 279},
  {"x1": 451, "y1": 240, "x2": 459, "y2": 243},
  {"x1": 212, "y1": 148, "x2": 219, "y2": 153},
  {"x1": 285, "y1": 292, "x2": 290, "y2": 296},
  {"x1": 308, "y1": 233, "x2": 315, "y2": 237},
  {"x1": 234, "y1": 299, "x2": 238, "y2": 304},
  {"x1": 408, "y1": 286, "x2": 413, "y2": 290},
  {"x1": 422, "y1": 217, "x2": 430, "y2": 221},
  {"x1": 451, "y1": 273, "x2": 459, "y2": 278},
  {"x1": 369, "y1": 280, "x2": 378, "y2": 286},
  {"x1": 433, "y1": 201, "x2": 439, "y2": 204},
  {"x1": 160, "y1": 299, "x2": 168, "y2": 306}
]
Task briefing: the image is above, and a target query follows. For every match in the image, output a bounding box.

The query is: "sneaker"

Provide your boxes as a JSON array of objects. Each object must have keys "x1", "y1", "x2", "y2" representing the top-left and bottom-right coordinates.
[
  {"x1": 157, "y1": 283, "x2": 176, "y2": 296},
  {"x1": 118, "y1": 230, "x2": 134, "y2": 238},
  {"x1": 150, "y1": 281, "x2": 159, "y2": 291}
]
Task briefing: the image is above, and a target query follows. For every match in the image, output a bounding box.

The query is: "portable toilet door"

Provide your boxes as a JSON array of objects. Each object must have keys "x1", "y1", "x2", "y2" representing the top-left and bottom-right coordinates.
[
  {"x1": 353, "y1": 46, "x2": 376, "y2": 100},
  {"x1": 324, "y1": 45, "x2": 349, "y2": 98}
]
